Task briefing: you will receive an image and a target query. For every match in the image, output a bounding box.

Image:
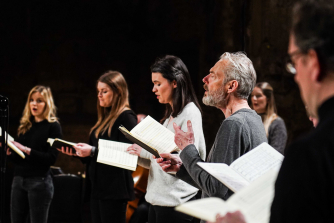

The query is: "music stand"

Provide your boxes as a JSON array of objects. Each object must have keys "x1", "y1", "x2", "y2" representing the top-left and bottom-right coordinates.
[{"x1": 0, "y1": 95, "x2": 9, "y2": 223}]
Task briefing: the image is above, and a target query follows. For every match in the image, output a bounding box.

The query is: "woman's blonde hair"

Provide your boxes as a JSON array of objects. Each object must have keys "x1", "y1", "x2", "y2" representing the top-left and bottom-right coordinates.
[
  {"x1": 18, "y1": 85, "x2": 58, "y2": 136},
  {"x1": 90, "y1": 71, "x2": 130, "y2": 138},
  {"x1": 254, "y1": 82, "x2": 278, "y2": 136}
]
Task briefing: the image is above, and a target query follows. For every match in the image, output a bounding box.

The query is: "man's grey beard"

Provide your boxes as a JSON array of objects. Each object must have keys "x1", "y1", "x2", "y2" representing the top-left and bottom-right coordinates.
[{"x1": 202, "y1": 85, "x2": 226, "y2": 107}]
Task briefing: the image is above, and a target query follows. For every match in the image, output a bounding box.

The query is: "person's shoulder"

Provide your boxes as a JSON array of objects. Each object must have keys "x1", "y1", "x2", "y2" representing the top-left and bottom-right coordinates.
[
  {"x1": 48, "y1": 120, "x2": 61, "y2": 129},
  {"x1": 46, "y1": 120, "x2": 62, "y2": 137},
  {"x1": 119, "y1": 109, "x2": 137, "y2": 119},
  {"x1": 115, "y1": 109, "x2": 137, "y2": 124},
  {"x1": 226, "y1": 108, "x2": 256, "y2": 123},
  {"x1": 272, "y1": 116, "x2": 285, "y2": 125},
  {"x1": 179, "y1": 102, "x2": 201, "y2": 117}
]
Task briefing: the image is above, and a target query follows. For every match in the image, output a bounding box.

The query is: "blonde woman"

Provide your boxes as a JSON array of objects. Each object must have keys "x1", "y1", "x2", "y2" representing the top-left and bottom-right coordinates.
[
  {"x1": 250, "y1": 82, "x2": 287, "y2": 154},
  {"x1": 59, "y1": 71, "x2": 136, "y2": 223},
  {"x1": 7, "y1": 85, "x2": 62, "y2": 223}
]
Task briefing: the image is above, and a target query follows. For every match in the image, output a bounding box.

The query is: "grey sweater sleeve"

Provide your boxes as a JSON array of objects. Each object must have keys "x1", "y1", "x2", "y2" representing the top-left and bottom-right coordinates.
[
  {"x1": 176, "y1": 148, "x2": 204, "y2": 190},
  {"x1": 268, "y1": 117, "x2": 287, "y2": 155},
  {"x1": 178, "y1": 119, "x2": 250, "y2": 200}
]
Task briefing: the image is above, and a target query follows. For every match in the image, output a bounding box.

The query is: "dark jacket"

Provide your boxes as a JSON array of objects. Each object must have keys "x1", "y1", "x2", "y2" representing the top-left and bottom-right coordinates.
[
  {"x1": 270, "y1": 96, "x2": 334, "y2": 222},
  {"x1": 85, "y1": 110, "x2": 137, "y2": 201}
]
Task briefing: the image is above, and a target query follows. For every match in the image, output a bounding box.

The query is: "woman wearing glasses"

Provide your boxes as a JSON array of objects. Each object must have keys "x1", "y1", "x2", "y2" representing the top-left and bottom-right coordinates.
[{"x1": 250, "y1": 82, "x2": 287, "y2": 154}]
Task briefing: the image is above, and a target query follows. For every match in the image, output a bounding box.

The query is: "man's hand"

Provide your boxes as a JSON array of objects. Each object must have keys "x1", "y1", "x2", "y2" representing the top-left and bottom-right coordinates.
[
  {"x1": 156, "y1": 153, "x2": 183, "y2": 173},
  {"x1": 173, "y1": 120, "x2": 195, "y2": 150},
  {"x1": 209, "y1": 211, "x2": 246, "y2": 223}
]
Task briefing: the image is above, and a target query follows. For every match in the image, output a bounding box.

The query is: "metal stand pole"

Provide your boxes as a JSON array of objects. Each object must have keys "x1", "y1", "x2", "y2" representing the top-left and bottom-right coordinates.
[{"x1": 0, "y1": 95, "x2": 9, "y2": 223}]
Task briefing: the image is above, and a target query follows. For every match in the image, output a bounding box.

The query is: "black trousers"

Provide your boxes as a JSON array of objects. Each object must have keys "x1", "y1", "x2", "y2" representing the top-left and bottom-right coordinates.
[
  {"x1": 90, "y1": 198, "x2": 127, "y2": 223},
  {"x1": 11, "y1": 175, "x2": 54, "y2": 223},
  {"x1": 148, "y1": 204, "x2": 193, "y2": 223}
]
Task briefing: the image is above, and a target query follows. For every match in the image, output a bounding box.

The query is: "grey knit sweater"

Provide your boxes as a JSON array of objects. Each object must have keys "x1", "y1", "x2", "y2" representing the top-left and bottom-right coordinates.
[
  {"x1": 176, "y1": 108, "x2": 267, "y2": 203},
  {"x1": 138, "y1": 102, "x2": 206, "y2": 207}
]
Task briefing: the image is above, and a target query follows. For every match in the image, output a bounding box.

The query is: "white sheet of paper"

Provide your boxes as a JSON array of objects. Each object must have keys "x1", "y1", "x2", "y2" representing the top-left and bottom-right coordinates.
[
  {"x1": 175, "y1": 197, "x2": 232, "y2": 222},
  {"x1": 97, "y1": 139, "x2": 138, "y2": 171},
  {"x1": 130, "y1": 115, "x2": 177, "y2": 154},
  {"x1": 175, "y1": 170, "x2": 278, "y2": 223},
  {"x1": 0, "y1": 127, "x2": 25, "y2": 159},
  {"x1": 228, "y1": 170, "x2": 278, "y2": 223},
  {"x1": 197, "y1": 162, "x2": 250, "y2": 192},
  {"x1": 47, "y1": 138, "x2": 55, "y2": 145},
  {"x1": 230, "y1": 143, "x2": 283, "y2": 182}
]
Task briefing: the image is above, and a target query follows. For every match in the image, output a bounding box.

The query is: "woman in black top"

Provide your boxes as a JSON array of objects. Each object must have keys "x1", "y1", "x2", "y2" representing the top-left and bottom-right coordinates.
[
  {"x1": 7, "y1": 85, "x2": 62, "y2": 223},
  {"x1": 60, "y1": 71, "x2": 136, "y2": 223}
]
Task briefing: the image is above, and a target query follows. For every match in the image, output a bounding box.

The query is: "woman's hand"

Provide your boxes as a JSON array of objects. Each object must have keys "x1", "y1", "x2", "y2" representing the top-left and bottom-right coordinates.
[
  {"x1": 73, "y1": 143, "x2": 93, "y2": 157},
  {"x1": 12, "y1": 141, "x2": 31, "y2": 155},
  {"x1": 57, "y1": 146, "x2": 76, "y2": 156},
  {"x1": 126, "y1": 144, "x2": 142, "y2": 156}
]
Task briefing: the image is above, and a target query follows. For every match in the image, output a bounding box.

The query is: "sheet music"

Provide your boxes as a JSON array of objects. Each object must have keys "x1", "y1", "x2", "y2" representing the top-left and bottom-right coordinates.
[
  {"x1": 130, "y1": 115, "x2": 177, "y2": 154},
  {"x1": 175, "y1": 197, "x2": 231, "y2": 222},
  {"x1": 228, "y1": 171, "x2": 278, "y2": 223},
  {"x1": 47, "y1": 138, "x2": 55, "y2": 145},
  {"x1": 175, "y1": 171, "x2": 278, "y2": 223},
  {"x1": 230, "y1": 143, "x2": 284, "y2": 182},
  {"x1": 0, "y1": 127, "x2": 25, "y2": 159},
  {"x1": 197, "y1": 162, "x2": 250, "y2": 192},
  {"x1": 97, "y1": 139, "x2": 138, "y2": 171}
]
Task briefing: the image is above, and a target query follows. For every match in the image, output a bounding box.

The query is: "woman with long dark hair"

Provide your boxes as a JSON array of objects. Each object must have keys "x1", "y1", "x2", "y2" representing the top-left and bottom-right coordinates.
[
  {"x1": 250, "y1": 82, "x2": 287, "y2": 154},
  {"x1": 59, "y1": 71, "x2": 136, "y2": 223},
  {"x1": 127, "y1": 55, "x2": 206, "y2": 223},
  {"x1": 7, "y1": 85, "x2": 62, "y2": 223}
]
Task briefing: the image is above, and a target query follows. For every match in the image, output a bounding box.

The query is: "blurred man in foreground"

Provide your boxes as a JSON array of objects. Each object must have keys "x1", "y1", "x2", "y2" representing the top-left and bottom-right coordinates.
[{"x1": 213, "y1": 0, "x2": 334, "y2": 222}]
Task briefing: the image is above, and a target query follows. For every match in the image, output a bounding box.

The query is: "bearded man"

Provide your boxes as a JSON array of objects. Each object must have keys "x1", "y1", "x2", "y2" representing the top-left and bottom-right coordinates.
[{"x1": 157, "y1": 52, "x2": 267, "y2": 206}]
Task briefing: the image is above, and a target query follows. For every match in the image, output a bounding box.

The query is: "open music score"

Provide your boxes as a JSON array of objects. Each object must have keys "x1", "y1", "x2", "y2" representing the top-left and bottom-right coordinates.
[
  {"x1": 97, "y1": 139, "x2": 138, "y2": 171},
  {"x1": 0, "y1": 127, "x2": 25, "y2": 159},
  {"x1": 47, "y1": 138, "x2": 77, "y2": 152},
  {"x1": 198, "y1": 142, "x2": 284, "y2": 192},
  {"x1": 118, "y1": 115, "x2": 178, "y2": 158},
  {"x1": 175, "y1": 170, "x2": 278, "y2": 223}
]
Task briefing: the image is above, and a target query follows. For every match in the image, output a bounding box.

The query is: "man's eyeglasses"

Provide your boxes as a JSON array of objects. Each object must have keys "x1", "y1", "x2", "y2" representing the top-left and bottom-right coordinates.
[{"x1": 286, "y1": 50, "x2": 303, "y2": 74}]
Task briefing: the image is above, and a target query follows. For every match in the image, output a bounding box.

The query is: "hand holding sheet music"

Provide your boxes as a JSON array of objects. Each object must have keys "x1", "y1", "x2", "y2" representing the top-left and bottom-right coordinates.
[
  {"x1": 119, "y1": 115, "x2": 178, "y2": 158},
  {"x1": 0, "y1": 127, "x2": 25, "y2": 159},
  {"x1": 175, "y1": 170, "x2": 278, "y2": 223},
  {"x1": 97, "y1": 139, "x2": 138, "y2": 171},
  {"x1": 48, "y1": 138, "x2": 77, "y2": 153}
]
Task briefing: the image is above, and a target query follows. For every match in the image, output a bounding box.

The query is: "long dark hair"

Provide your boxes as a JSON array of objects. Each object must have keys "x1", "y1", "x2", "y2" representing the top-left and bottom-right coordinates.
[{"x1": 150, "y1": 55, "x2": 201, "y2": 123}]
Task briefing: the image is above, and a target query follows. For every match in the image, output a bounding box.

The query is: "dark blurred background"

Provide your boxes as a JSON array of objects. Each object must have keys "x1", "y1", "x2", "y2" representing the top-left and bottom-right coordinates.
[{"x1": 1, "y1": 0, "x2": 311, "y2": 222}]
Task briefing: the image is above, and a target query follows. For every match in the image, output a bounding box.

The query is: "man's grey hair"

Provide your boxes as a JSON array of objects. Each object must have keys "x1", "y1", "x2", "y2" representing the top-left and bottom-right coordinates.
[{"x1": 220, "y1": 52, "x2": 256, "y2": 100}]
